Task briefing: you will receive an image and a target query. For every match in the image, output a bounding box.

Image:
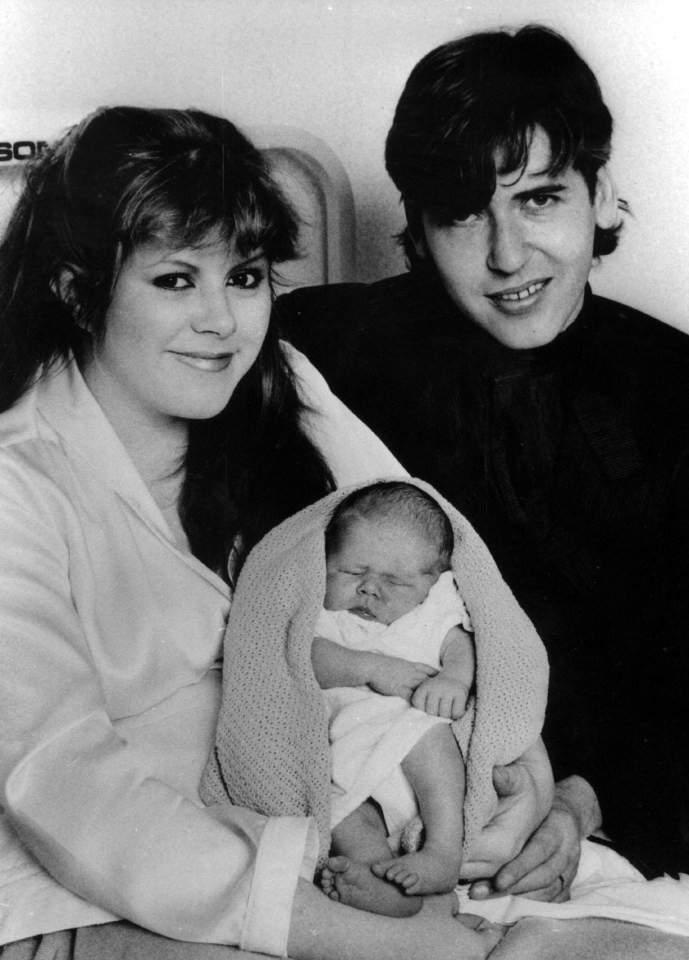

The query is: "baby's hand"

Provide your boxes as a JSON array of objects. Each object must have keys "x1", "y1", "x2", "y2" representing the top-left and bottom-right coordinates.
[
  {"x1": 369, "y1": 655, "x2": 438, "y2": 701},
  {"x1": 411, "y1": 672, "x2": 470, "y2": 719}
]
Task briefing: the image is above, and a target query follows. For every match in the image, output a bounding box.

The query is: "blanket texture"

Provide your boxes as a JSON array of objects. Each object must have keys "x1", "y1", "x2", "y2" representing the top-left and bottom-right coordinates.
[{"x1": 201, "y1": 478, "x2": 548, "y2": 868}]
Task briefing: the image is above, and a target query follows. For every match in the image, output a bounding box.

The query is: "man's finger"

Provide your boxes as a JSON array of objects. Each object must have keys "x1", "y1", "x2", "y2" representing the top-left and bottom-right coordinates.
[
  {"x1": 493, "y1": 837, "x2": 556, "y2": 890},
  {"x1": 494, "y1": 857, "x2": 565, "y2": 895},
  {"x1": 492, "y1": 762, "x2": 522, "y2": 796},
  {"x1": 461, "y1": 860, "x2": 500, "y2": 882}
]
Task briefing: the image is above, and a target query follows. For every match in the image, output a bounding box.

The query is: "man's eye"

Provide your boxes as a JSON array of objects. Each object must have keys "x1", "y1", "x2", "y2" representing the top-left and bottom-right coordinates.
[
  {"x1": 452, "y1": 211, "x2": 482, "y2": 226},
  {"x1": 152, "y1": 273, "x2": 192, "y2": 290},
  {"x1": 228, "y1": 269, "x2": 264, "y2": 290},
  {"x1": 527, "y1": 194, "x2": 559, "y2": 210}
]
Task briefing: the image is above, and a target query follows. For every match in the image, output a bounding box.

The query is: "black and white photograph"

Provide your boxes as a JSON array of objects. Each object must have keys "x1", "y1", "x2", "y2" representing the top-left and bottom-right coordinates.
[{"x1": 1, "y1": 2, "x2": 688, "y2": 958}]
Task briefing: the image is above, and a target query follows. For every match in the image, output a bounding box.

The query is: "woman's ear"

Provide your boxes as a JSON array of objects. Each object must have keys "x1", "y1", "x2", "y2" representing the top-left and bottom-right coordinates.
[
  {"x1": 404, "y1": 201, "x2": 428, "y2": 260},
  {"x1": 51, "y1": 267, "x2": 84, "y2": 324},
  {"x1": 593, "y1": 167, "x2": 619, "y2": 230}
]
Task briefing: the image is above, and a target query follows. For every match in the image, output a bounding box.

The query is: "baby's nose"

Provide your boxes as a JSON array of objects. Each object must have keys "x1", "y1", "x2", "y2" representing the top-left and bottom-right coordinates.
[{"x1": 357, "y1": 577, "x2": 381, "y2": 598}]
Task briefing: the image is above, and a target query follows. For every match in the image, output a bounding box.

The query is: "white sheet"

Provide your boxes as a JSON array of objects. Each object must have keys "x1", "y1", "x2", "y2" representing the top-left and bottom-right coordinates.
[{"x1": 461, "y1": 839, "x2": 689, "y2": 938}]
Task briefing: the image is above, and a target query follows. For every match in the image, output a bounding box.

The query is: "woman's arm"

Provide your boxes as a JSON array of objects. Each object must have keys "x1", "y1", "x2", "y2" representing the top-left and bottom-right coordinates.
[
  {"x1": 285, "y1": 343, "x2": 408, "y2": 486},
  {"x1": 288, "y1": 878, "x2": 498, "y2": 960},
  {"x1": 0, "y1": 452, "x2": 313, "y2": 954}
]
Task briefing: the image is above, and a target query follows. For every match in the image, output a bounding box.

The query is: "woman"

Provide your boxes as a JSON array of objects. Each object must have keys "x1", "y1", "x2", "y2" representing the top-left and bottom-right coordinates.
[{"x1": 0, "y1": 106, "x2": 502, "y2": 959}]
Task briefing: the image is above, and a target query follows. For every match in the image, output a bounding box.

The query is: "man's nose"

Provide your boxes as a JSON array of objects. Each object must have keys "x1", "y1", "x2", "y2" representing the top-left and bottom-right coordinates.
[
  {"x1": 486, "y1": 215, "x2": 528, "y2": 274},
  {"x1": 192, "y1": 289, "x2": 238, "y2": 336}
]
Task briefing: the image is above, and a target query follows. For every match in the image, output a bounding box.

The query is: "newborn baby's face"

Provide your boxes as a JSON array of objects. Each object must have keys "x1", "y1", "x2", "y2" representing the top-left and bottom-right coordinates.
[{"x1": 324, "y1": 517, "x2": 441, "y2": 625}]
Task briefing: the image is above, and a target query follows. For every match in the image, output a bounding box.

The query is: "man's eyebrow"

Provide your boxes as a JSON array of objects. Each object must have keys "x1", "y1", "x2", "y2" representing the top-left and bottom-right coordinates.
[{"x1": 513, "y1": 183, "x2": 568, "y2": 200}]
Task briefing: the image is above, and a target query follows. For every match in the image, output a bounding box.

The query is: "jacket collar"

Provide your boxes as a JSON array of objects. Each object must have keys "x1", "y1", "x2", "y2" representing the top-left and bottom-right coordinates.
[
  {"x1": 34, "y1": 357, "x2": 230, "y2": 595},
  {"x1": 408, "y1": 277, "x2": 644, "y2": 481}
]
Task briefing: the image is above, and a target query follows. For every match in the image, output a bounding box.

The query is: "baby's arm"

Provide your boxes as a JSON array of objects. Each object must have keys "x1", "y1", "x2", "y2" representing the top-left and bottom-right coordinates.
[
  {"x1": 312, "y1": 636, "x2": 437, "y2": 701},
  {"x1": 411, "y1": 625, "x2": 475, "y2": 719}
]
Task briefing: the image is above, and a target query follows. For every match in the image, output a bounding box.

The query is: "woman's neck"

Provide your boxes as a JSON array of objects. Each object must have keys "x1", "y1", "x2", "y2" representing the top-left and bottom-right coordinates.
[
  {"x1": 115, "y1": 420, "x2": 191, "y2": 550},
  {"x1": 111, "y1": 414, "x2": 190, "y2": 547}
]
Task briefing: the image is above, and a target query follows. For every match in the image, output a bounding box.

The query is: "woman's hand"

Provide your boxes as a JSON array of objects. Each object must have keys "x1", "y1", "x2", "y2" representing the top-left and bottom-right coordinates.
[
  {"x1": 466, "y1": 773, "x2": 602, "y2": 903},
  {"x1": 460, "y1": 739, "x2": 553, "y2": 884}
]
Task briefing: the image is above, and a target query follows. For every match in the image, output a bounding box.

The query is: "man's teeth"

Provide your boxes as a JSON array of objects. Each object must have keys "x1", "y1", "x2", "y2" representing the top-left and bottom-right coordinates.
[{"x1": 496, "y1": 281, "x2": 545, "y2": 302}]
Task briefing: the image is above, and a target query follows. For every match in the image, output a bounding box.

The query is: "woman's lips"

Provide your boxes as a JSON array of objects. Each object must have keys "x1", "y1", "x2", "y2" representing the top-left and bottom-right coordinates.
[{"x1": 171, "y1": 351, "x2": 233, "y2": 372}]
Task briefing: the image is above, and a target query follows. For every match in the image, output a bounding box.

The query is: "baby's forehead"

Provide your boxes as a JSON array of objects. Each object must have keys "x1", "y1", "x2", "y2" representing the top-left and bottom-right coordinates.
[
  {"x1": 334, "y1": 512, "x2": 443, "y2": 563},
  {"x1": 337, "y1": 509, "x2": 418, "y2": 537}
]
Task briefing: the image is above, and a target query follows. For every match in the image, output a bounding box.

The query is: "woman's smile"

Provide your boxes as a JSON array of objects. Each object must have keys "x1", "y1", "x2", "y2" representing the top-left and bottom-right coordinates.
[{"x1": 169, "y1": 349, "x2": 234, "y2": 372}]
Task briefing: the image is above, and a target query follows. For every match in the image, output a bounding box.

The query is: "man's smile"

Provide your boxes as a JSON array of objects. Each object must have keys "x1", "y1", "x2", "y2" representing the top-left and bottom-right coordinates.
[{"x1": 489, "y1": 279, "x2": 550, "y2": 303}]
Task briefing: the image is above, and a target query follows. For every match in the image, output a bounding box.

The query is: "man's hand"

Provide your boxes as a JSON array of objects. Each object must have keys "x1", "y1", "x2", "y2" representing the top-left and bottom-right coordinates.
[
  {"x1": 368, "y1": 654, "x2": 437, "y2": 701},
  {"x1": 466, "y1": 773, "x2": 602, "y2": 903},
  {"x1": 411, "y1": 672, "x2": 470, "y2": 718},
  {"x1": 461, "y1": 739, "x2": 554, "y2": 883}
]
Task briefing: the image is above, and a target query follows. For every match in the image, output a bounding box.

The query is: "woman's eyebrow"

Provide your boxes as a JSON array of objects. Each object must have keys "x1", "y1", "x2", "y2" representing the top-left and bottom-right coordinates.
[
  {"x1": 148, "y1": 255, "x2": 199, "y2": 270},
  {"x1": 232, "y1": 251, "x2": 267, "y2": 269}
]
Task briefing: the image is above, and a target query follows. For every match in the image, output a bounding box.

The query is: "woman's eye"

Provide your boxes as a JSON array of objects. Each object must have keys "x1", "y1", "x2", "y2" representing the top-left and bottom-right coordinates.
[
  {"x1": 152, "y1": 273, "x2": 192, "y2": 290},
  {"x1": 228, "y1": 269, "x2": 264, "y2": 290}
]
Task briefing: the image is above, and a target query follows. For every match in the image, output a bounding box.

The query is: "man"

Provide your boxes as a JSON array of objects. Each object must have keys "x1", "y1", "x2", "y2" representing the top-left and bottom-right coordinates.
[{"x1": 279, "y1": 25, "x2": 689, "y2": 898}]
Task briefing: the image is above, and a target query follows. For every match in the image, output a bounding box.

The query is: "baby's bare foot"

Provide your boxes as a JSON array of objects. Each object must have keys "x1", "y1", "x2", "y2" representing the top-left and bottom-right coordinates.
[
  {"x1": 320, "y1": 855, "x2": 423, "y2": 917},
  {"x1": 372, "y1": 847, "x2": 461, "y2": 896}
]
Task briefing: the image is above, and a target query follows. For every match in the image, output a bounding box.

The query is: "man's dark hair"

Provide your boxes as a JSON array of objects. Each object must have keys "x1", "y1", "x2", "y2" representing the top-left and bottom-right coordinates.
[
  {"x1": 385, "y1": 24, "x2": 625, "y2": 266},
  {"x1": 325, "y1": 481, "x2": 454, "y2": 572}
]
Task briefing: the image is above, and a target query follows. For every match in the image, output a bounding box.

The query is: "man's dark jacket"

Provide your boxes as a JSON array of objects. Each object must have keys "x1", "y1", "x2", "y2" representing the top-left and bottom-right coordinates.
[{"x1": 278, "y1": 271, "x2": 689, "y2": 877}]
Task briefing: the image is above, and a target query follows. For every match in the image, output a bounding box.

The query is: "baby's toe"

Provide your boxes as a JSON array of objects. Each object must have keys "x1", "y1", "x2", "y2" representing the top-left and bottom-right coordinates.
[{"x1": 401, "y1": 873, "x2": 421, "y2": 892}]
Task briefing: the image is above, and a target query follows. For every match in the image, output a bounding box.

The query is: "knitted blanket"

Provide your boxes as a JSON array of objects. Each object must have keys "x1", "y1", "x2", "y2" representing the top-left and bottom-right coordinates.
[{"x1": 201, "y1": 478, "x2": 548, "y2": 868}]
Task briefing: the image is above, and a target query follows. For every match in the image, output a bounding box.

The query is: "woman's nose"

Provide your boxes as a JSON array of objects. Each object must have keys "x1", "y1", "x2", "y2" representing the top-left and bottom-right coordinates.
[
  {"x1": 486, "y1": 215, "x2": 528, "y2": 275},
  {"x1": 192, "y1": 289, "x2": 238, "y2": 337}
]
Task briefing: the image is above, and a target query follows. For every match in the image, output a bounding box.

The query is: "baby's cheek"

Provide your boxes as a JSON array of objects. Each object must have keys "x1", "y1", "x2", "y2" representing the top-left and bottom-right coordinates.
[{"x1": 323, "y1": 577, "x2": 347, "y2": 611}]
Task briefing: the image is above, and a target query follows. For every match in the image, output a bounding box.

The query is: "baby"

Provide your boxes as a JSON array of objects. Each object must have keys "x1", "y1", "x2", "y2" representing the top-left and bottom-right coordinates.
[{"x1": 311, "y1": 481, "x2": 475, "y2": 916}]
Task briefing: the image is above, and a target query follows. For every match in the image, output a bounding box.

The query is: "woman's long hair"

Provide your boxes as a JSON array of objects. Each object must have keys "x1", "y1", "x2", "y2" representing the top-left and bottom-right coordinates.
[{"x1": 0, "y1": 106, "x2": 334, "y2": 576}]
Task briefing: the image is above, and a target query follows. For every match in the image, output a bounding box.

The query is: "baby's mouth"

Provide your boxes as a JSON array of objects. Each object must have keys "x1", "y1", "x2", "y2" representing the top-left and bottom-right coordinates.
[{"x1": 351, "y1": 606, "x2": 378, "y2": 622}]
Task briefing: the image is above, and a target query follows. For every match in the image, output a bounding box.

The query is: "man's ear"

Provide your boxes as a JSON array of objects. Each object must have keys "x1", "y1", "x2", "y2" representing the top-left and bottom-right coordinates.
[
  {"x1": 403, "y1": 201, "x2": 427, "y2": 260},
  {"x1": 593, "y1": 167, "x2": 619, "y2": 230}
]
